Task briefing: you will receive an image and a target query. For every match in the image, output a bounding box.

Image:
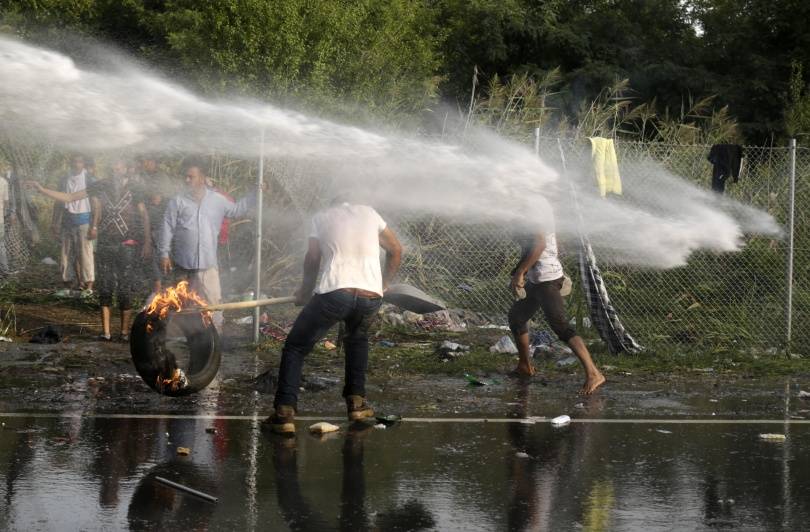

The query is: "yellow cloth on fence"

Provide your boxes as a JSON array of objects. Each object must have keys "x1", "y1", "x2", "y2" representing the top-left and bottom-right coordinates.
[{"x1": 588, "y1": 137, "x2": 622, "y2": 196}]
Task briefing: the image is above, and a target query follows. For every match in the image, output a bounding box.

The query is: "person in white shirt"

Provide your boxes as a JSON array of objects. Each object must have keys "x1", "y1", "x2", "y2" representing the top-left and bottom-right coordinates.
[
  {"x1": 508, "y1": 208, "x2": 605, "y2": 394},
  {"x1": 52, "y1": 154, "x2": 95, "y2": 296},
  {"x1": 265, "y1": 201, "x2": 402, "y2": 434}
]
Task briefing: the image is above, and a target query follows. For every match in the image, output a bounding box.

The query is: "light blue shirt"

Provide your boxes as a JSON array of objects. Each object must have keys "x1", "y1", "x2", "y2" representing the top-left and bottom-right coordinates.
[{"x1": 160, "y1": 188, "x2": 255, "y2": 270}]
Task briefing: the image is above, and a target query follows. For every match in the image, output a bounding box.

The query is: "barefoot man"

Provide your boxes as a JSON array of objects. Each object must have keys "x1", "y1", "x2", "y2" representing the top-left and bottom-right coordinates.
[{"x1": 508, "y1": 210, "x2": 605, "y2": 394}]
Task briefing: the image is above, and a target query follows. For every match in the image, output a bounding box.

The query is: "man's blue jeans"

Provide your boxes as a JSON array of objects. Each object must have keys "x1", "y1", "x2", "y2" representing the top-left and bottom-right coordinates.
[{"x1": 274, "y1": 290, "x2": 382, "y2": 409}]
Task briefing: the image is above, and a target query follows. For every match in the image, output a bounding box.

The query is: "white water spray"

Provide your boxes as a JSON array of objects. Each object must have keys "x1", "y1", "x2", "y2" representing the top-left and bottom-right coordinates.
[{"x1": 0, "y1": 35, "x2": 780, "y2": 267}]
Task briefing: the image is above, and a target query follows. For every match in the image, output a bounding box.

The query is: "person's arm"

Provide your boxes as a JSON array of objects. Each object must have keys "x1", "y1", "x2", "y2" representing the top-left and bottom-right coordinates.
[
  {"x1": 159, "y1": 198, "x2": 178, "y2": 274},
  {"x1": 138, "y1": 202, "x2": 152, "y2": 258},
  {"x1": 222, "y1": 191, "x2": 256, "y2": 219},
  {"x1": 88, "y1": 197, "x2": 101, "y2": 240},
  {"x1": 378, "y1": 227, "x2": 402, "y2": 291},
  {"x1": 30, "y1": 181, "x2": 88, "y2": 203},
  {"x1": 511, "y1": 232, "x2": 546, "y2": 294},
  {"x1": 295, "y1": 237, "x2": 321, "y2": 306}
]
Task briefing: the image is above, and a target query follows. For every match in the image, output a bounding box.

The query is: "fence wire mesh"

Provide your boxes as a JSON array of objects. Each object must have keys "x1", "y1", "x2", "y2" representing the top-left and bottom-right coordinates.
[
  {"x1": 4, "y1": 136, "x2": 802, "y2": 356},
  {"x1": 247, "y1": 137, "x2": 807, "y2": 355}
]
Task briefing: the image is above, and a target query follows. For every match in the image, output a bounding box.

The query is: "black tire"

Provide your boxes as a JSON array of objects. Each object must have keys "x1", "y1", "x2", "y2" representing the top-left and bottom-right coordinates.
[{"x1": 130, "y1": 310, "x2": 221, "y2": 396}]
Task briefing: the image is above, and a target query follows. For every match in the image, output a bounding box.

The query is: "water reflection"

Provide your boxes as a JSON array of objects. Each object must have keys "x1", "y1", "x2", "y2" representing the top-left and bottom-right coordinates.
[
  {"x1": 0, "y1": 403, "x2": 807, "y2": 530},
  {"x1": 270, "y1": 426, "x2": 436, "y2": 531}
]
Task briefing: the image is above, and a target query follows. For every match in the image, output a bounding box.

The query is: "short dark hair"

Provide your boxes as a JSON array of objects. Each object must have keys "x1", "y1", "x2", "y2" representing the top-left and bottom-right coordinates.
[{"x1": 182, "y1": 156, "x2": 209, "y2": 176}]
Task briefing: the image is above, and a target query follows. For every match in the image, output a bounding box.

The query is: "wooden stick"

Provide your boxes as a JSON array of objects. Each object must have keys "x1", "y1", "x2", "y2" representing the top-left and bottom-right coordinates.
[{"x1": 177, "y1": 296, "x2": 296, "y2": 314}]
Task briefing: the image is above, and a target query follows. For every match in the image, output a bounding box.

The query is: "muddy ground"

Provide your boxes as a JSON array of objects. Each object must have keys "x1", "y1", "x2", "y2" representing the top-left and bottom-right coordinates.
[{"x1": 1, "y1": 262, "x2": 809, "y2": 419}]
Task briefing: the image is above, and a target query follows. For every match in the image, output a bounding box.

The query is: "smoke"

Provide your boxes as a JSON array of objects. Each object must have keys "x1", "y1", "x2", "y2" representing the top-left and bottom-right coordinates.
[{"x1": 0, "y1": 35, "x2": 781, "y2": 267}]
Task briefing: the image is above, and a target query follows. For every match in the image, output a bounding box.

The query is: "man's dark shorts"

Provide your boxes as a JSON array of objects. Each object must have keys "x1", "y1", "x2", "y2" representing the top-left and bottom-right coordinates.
[{"x1": 508, "y1": 276, "x2": 576, "y2": 342}]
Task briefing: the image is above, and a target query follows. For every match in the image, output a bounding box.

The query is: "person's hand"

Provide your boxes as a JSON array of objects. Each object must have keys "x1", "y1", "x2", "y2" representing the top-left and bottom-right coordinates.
[
  {"x1": 510, "y1": 271, "x2": 526, "y2": 298},
  {"x1": 24, "y1": 180, "x2": 44, "y2": 192},
  {"x1": 87, "y1": 226, "x2": 97, "y2": 240},
  {"x1": 294, "y1": 286, "x2": 311, "y2": 306},
  {"x1": 160, "y1": 257, "x2": 172, "y2": 275},
  {"x1": 142, "y1": 244, "x2": 152, "y2": 259}
]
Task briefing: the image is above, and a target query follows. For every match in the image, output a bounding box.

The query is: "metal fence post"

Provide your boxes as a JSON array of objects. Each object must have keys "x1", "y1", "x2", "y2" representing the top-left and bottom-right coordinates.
[
  {"x1": 785, "y1": 138, "x2": 797, "y2": 353},
  {"x1": 534, "y1": 127, "x2": 540, "y2": 156},
  {"x1": 253, "y1": 129, "x2": 265, "y2": 343}
]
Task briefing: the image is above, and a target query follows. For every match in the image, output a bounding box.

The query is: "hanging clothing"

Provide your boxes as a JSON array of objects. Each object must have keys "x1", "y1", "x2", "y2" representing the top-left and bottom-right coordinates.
[
  {"x1": 588, "y1": 137, "x2": 622, "y2": 197},
  {"x1": 707, "y1": 144, "x2": 743, "y2": 193},
  {"x1": 578, "y1": 234, "x2": 643, "y2": 355}
]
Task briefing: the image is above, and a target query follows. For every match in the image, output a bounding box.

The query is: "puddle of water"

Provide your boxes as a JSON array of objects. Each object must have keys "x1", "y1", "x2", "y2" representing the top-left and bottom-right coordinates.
[{"x1": 0, "y1": 415, "x2": 806, "y2": 530}]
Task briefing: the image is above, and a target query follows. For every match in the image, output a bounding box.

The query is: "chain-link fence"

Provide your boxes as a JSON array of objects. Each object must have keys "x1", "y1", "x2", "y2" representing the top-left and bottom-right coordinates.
[{"x1": 334, "y1": 137, "x2": 806, "y2": 355}]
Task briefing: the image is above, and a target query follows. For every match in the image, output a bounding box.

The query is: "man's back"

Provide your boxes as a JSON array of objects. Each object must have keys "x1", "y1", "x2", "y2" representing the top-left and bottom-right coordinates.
[{"x1": 311, "y1": 203, "x2": 387, "y2": 296}]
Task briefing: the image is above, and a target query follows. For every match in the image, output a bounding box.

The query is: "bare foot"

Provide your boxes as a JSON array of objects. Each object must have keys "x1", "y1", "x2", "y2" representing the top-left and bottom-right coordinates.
[
  {"x1": 514, "y1": 361, "x2": 536, "y2": 377},
  {"x1": 580, "y1": 371, "x2": 606, "y2": 395}
]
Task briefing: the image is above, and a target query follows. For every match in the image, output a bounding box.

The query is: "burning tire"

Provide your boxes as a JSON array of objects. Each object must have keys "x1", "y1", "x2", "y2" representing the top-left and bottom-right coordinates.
[{"x1": 130, "y1": 309, "x2": 221, "y2": 397}]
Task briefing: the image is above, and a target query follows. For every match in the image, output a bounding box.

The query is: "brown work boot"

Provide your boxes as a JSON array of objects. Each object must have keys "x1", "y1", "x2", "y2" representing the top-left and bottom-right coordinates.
[
  {"x1": 346, "y1": 395, "x2": 374, "y2": 421},
  {"x1": 262, "y1": 405, "x2": 296, "y2": 434}
]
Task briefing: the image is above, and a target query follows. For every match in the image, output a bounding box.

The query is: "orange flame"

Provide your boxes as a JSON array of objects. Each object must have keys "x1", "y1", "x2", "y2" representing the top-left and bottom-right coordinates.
[
  {"x1": 145, "y1": 281, "x2": 212, "y2": 332},
  {"x1": 157, "y1": 368, "x2": 188, "y2": 393}
]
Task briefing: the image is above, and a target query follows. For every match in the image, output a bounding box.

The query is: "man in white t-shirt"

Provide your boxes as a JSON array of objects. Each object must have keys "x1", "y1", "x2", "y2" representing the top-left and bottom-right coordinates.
[
  {"x1": 265, "y1": 202, "x2": 402, "y2": 434},
  {"x1": 508, "y1": 209, "x2": 605, "y2": 394}
]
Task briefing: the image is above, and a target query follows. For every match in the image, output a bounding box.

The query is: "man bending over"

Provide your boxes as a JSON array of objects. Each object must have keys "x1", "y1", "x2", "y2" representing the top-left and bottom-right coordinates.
[{"x1": 265, "y1": 201, "x2": 402, "y2": 434}]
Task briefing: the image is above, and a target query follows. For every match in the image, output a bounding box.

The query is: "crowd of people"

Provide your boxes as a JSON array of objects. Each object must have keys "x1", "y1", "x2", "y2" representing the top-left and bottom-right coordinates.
[
  {"x1": 30, "y1": 154, "x2": 246, "y2": 341},
  {"x1": 23, "y1": 153, "x2": 604, "y2": 433}
]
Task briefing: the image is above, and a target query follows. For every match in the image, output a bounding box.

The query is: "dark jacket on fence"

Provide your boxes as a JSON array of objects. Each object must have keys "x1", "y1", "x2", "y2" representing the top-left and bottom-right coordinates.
[{"x1": 708, "y1": 144, "x2": 743, "y2": 193}]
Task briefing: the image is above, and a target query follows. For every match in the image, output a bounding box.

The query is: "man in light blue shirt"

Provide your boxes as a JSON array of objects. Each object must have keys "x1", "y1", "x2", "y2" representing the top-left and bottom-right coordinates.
[{"x1": 159, "y1": 157, "x2": 256, "y2": 330}]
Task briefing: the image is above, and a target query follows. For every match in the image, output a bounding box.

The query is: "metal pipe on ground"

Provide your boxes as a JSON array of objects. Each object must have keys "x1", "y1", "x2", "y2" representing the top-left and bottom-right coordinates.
[{"x1": 154, "y1": 476, "x2": 218, "y2": 503}]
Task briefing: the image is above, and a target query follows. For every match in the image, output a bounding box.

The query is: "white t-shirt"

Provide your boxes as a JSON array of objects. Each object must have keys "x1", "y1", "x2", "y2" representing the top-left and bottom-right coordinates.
[
  {"x1": 62, "y1": 170, "x2": 92, "y2": 214},
  {"x1": 525, "y1": 231, "x2": 564, "y2": 283},
  {"x1": 525, "y1": 197, "x2": 564, "y2": 284},
  {"x1": 310, "y1": 203, "x2": 387, "y2": 296}
]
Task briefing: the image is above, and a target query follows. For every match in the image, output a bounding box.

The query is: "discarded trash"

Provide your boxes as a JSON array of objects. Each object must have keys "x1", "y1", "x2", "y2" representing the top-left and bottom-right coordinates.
[
  {"x1": 656, "y1": 429, "x2": 673, "y2": 434},
  {"x1": 176, "y1": 447, "x2": 191, "y2": 456},
  {"x1": 323, "y1": 340, "x2": 337, "y2": 350},
  {"x1": 556, "y1": 356, "x2": 578, "y2": 367},
  {"x1": 378, "y1": 340, "x2": 396, "y2": 347},
  {"x1": 574, "y1": 402, "x2": 585, "y2": 409},
  {"x1": 515, "y1": 451, "x2": 530, "y2": 458},
  {"x1": 758, "y1": 433, "x2": 787, "y2": 441},
  {"x1": 254, "y1": 369, "x2": 277, "y2": 395},
  {"x1": 205, "y1": 427, "x2": 217, "y2": 434},
  {"x1": 457, "y1": 283, "x2": 474, "y2": 292},
  {"x1": 0, "y1": 336, "x2": 11, "y2": 342},
  {"x1": 438, "y1": 340, "x2": 469, "y2": 360},
  {"x1": 40, "y1": 256, "x2": 57, "y2": 265},
  {"x1": 373, "y1": 423, "x2": 387, "y2": 430},
  {"x1": 489, "y1": 335, "x2": 518, "y2": 354},
  {"x1": 375, "y1": 414, "x2": 402, "y2": 426},
  {"x1": 798, "y1": 390, "x2": 810, "y2": 399},
  {"x1": 154, "y1": 476, "x2": 218, "y2": 503},
  {"x1": 550, "y1": 415, "x2": 571, "y2": 427},
  {"x1": 309, "y1": 422, "x2": 340, "y2": 434},
  {"x1": 464, "y1": 373, "x2": 499, "y2": 386},
  {"x1": 476, "y1": 324, "x2": 510, "y2": 330},
  {"x1": 29, "y1": 325, "x2": 62, "y2": 344},
  {"x1": 233, "y1": 316, "x2": 253, "y2": 325},
  {"x1": 302, "y1": 375, "x2": 340, "y2": 391}
]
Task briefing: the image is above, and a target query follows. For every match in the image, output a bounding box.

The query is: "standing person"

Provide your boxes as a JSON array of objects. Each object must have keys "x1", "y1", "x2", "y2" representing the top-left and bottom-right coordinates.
[
  {"x1": 159, "y1": 157, "x2": 256, "y2": 331},
  {"x1": 137, "y1": 155, "x2": 172, "y2": 294},
  {"x1": 264, "y1": 201, "x2": 403, "y2": 434},
  {"x1": 507, "y1": 204, "x2": 605, "y2": 394},
  {"x1": 31, "y1": 159, "x2": 152, "y2": 341},
  {"x1": 52, "y1": 154, "x2": 95, "y2": 297}
]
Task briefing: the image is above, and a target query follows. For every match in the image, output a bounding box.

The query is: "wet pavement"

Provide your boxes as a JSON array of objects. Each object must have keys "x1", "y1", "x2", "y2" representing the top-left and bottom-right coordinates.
[
  {"x1": 2, "y1": 341, "x2": 810, "y2": 530},
  {"x1": 0, "y1": 410, "x2": 808, "y2": 530}
]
